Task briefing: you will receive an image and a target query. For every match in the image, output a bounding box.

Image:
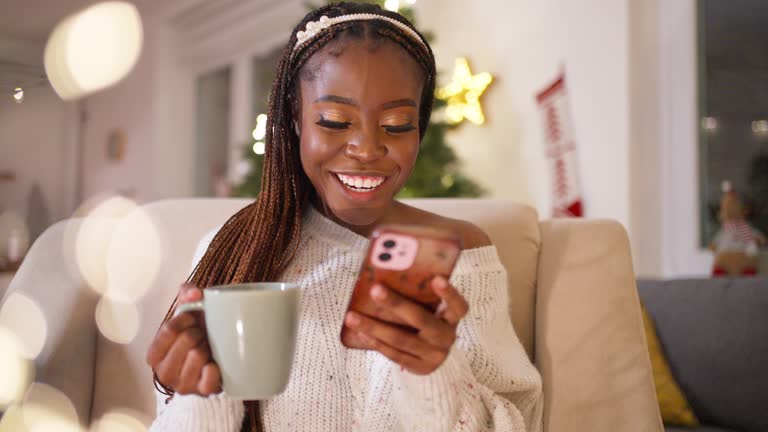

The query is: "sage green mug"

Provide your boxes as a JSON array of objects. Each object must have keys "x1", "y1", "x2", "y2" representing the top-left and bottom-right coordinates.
[{"x1": 174, "y1": 282, "x2": 300, "y2": 400}]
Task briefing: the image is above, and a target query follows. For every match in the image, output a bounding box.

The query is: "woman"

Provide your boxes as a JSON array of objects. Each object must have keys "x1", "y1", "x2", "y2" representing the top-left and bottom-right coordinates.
[{"x1": 146, "y1": 2, "x2": 542, "y2": 431}]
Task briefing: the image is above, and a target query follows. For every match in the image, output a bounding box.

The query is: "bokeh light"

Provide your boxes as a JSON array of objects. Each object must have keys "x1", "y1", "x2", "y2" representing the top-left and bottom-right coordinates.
[
  {"x1": 95, "y1": 297, "x2": 139, "y2": 344},
  {"x1": 63, "y1": 195, "x2": 138, "y2": 294},
  {"x1": 90, "y1": 409, "x2": 149, "y2": 432},
  {"x1": 19, "y1": 383, "x2": 82, "y2": 432},
  {"x1": 104, "y1": 207, "x2": 161, "y2": 304},
  {"x1": 0, "y1": 293, "x2": 47, "y2": 359},
  {"x1": 0, "y1": 403, "x2": 24, "y2": 430},
  {"x1": 13, "y1": 87, "x2": 24, "y2": 103},
  {"x1": 45, "y1": 1, "x2": 143, "y2": 100},
  {"x1": 252, "y1": 114, "x2": 267, "y2": 141},
  {"x1": 0, "y1": 327, "x2": 33, "y2": 408}
]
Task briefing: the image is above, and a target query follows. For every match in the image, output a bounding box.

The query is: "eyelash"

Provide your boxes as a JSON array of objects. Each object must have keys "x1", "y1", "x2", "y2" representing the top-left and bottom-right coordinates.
[
  {"x1": 315, "y1": 118, "x2": 416, "y2": 134},
  {"x1": 316, "y1": 118, "x2": 351, "y2": 130},
  {"x1": 383, "y1": 124, "x2": 416, "y2": 134}
]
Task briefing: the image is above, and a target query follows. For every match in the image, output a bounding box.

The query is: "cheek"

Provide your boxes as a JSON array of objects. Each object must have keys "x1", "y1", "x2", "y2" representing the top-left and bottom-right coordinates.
[{"x1": 389, "y1": 137, "x2": 420, "y2": 175}]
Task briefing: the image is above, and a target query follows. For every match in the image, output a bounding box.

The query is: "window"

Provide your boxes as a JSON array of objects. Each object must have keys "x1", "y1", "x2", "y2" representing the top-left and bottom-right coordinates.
[{"x1": 698, "y1": 0, "x2": 768, "y2": 246}]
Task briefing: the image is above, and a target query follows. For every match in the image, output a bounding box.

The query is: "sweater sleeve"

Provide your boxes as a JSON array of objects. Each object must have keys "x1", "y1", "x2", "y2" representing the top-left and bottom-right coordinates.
[
  {"x1": 149, "y1": 388, "x2": 245, "y2": 431},
  {"x1": 148, "y1": 227, "x2": 245, "y2": 431},
  {"x1": 391, "y1": 246, "x2": 543, "y2": 432}
]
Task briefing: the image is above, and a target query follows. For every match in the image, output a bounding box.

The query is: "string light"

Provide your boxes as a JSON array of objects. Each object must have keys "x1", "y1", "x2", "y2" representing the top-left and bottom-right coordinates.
[
  {"x1": 751, "y1": 119, "x2": 768, "y2": 138},
  {"x1": 701, "y1": 116, "x2": 718, "y2": 133},
  {"x1": 251, "y1": 113, "x2": 268, "y2": 155},
  {"x1": 252, "y1": 114, "x2": 267, "y2": 140},
  {"x1": 436, "y1": 57, "x2": 494, "y2": 125},
  {"x1": 384, "y1": 0, "x2": 400, "y2": 12},
  {"x1": 13, "y1": 88, "x2": 24, "y2": 103}
]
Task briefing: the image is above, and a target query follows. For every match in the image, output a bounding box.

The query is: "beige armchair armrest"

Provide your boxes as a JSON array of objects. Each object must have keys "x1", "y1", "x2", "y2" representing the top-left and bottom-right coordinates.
[
  {"x1": 1, "y1": 220, "x2": 98, "y2": 425},
  {"x1": 536, "y1": 219, "x2": 662, "y2": 432}
]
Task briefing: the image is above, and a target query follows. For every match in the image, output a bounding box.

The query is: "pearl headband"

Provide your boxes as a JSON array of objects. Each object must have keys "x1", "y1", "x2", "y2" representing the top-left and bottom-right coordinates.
[{"x1": 293, "y1": 14, "x2": 428, "y2": 54}]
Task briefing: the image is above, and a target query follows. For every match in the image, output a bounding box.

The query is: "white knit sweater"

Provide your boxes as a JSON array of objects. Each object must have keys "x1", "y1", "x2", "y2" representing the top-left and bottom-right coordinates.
[{"x1": 149, "y1": 206, "x2": 543, "y2": 431}]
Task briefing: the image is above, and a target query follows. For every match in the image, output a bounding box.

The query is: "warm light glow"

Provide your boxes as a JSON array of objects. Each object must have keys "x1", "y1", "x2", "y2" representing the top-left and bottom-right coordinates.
[
  {"x1": 95, "y1": 297, "x2": 140, "y2": 344},
  {"x1": 71, "y1": 196, "x2": 138, "y2": 294},
  {"x1": 436, "y1": 58, "x2": 493, "y2": 125},
  {"x1": 13, "y1": 87, "x2": 24, "y2": 103},
  {"x1": 104, "y1": 206, "x2": 161, "y2": 304},
  {"x1": 0, "y1": 293, "x2": 48, "y2": 359},
  {"x1": 253, "y1": 141, "x2": 266, "y2": 155},
  {"x1": 91, "y1": 409, "x2": 149, "y2": 432},
  {"x1": 751, "y1": 119, "x2": 768, "y2": 137},
  {"x1": 44, "y1": 1, "x2": 143, "y2": 100},
  {"x1": 701, "y1": 116, "x2": 718, "y2": 132},
  {"x1": 252, "y1": 114, "x2": 268, "y2": 140},
  {"x1": 384, "y1": 0, "x2": 400, "y2": 11},
  {"x1": 0, "y1": 327, "x2": 33, "y2": 408},
  {"x1": 18, "y1": 383, "x2": 82, "y2": 432}
]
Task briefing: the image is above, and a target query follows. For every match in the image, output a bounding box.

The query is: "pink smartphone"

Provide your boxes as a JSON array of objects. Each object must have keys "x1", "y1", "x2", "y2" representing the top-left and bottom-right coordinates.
[{"x1": 340, "y1": 224, "x2": 462, "y2": 349}]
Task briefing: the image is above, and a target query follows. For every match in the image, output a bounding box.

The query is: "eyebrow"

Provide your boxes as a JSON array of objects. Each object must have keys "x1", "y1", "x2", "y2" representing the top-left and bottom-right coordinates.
[
  {"x1": 314, "y1": 95, "x2": 417, "y2": 110},
  {"x1": 381, "y1": 98, "x2": 417, "y2": 110},
  {"x1": 314, "y1": 95, "x2": 357, "y2": 106}
]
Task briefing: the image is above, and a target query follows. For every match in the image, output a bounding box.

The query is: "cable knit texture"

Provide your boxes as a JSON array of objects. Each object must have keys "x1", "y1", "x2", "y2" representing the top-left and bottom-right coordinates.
[{"x1": 149, "y1": 206, "x2": 543, "y2": 431}]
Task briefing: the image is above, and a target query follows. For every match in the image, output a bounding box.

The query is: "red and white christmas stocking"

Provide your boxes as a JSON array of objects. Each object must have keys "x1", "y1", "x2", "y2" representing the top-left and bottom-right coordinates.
[{"x1": 536, "y1": 72, "x2": 584, "y2": 217}]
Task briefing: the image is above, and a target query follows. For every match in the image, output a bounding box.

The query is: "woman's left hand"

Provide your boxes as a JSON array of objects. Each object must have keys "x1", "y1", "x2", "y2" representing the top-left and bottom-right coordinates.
[{"x1": 344, "y1": 276, "x2": 469, "y2": 375}]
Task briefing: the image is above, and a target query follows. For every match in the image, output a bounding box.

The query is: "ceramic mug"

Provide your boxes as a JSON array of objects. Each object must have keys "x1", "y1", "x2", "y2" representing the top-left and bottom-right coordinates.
[{"x1": 174, "y1": 282, "x2": 300, "y2": 399}]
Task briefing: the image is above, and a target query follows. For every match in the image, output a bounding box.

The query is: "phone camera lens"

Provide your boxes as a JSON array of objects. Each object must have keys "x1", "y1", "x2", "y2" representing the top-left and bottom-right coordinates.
[
  {"x1": 379, "y1": 253, "x2": 392, "y2": 261},
  {"x1": 383, "y1": 240, "x2": 396, "y2": 248}
]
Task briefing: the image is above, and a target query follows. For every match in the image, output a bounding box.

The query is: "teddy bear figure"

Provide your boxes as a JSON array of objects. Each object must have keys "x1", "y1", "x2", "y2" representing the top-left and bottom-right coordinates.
[{"x1": 710, "y1": 181, "x2": 766, "y2": 276}]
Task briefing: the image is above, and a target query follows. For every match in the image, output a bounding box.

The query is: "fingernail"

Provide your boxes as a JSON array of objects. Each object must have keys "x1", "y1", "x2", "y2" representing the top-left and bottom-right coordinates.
[
  {"x1": 346, "y1": 312, "x2": 361, "y2": 327},
  {"x1": 433, "y1": 276, "x2": 448, "y2": 291},
  {"x1": 371, "y1": 284, "x2": 387, "y2": 300}
]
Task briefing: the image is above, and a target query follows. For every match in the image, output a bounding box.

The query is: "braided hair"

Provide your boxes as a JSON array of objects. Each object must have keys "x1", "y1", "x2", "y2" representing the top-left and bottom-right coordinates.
[{"x1": 153, "y1": 2, "x2": 436, "y2": 430}]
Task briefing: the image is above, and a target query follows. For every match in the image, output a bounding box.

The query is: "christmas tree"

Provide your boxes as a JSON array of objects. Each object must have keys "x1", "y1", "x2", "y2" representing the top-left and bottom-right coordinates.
[{"x1": 235, "y1": 0, "x2": 484, "y2": 198}]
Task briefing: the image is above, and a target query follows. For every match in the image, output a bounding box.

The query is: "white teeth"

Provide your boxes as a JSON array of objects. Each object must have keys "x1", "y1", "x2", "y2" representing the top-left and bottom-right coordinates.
[{"x1": 335, "y1": 174, "x2": 385, "y2": 191}]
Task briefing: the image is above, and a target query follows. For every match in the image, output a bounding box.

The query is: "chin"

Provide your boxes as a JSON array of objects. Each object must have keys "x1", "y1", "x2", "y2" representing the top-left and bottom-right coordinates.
[{"x1": 330, "y1": 205, "x2": 386, "y2": 227}]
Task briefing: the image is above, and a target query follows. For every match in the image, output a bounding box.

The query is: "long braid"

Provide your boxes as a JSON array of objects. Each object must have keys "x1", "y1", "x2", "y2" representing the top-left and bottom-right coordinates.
[{"x1": 152, "y1": 3, "x2": 436, "y2": 431}]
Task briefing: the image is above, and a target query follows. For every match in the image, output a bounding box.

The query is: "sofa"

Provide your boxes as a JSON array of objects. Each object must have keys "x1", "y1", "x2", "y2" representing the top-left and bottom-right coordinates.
[
  {"x1": 1, "y1": 198, "x2": 663, "y2": 431},
  {"x1": 637, "y1": 278, "x2": 768, "y2": 432}
]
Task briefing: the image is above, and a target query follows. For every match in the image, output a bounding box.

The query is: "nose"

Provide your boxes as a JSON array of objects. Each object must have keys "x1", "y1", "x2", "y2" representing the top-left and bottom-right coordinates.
[{"x1": 345, "y1": 126, "x2": 387, "y2": 163}]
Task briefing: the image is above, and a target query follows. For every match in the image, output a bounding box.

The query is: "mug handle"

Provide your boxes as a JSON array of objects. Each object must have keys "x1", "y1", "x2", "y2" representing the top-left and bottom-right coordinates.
[{"x1": 173, "y1": 301, "x2": 204, "y2": 317}]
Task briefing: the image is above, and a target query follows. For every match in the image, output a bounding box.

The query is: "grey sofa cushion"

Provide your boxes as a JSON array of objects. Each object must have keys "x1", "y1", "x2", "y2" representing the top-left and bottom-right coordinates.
[
  {"x1": 666, "y1": 427, "x2": 741, "y2": 432},
  {"x1": 638, "y1": 278, "x2": 768, "y2": 432}
]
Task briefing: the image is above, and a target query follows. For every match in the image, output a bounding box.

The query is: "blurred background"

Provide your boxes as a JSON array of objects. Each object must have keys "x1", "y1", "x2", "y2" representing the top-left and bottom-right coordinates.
[
  {"x1": 0, "y1": 0, "x2": 766, "y2": 281},
  {"x1": 1, "y1": 2, "x2": 767, "y2": 432}
]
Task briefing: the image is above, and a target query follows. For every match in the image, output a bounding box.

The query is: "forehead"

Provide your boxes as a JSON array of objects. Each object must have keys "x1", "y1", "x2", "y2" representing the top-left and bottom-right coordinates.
[{"x1": 299, "y1": 38, "x2": 424, "y2": 104}]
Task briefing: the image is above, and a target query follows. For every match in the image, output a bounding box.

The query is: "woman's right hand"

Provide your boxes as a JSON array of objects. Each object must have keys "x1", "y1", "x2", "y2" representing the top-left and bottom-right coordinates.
[{"x1": 146, "y1": 284, "x2": 222, "y2": 396}]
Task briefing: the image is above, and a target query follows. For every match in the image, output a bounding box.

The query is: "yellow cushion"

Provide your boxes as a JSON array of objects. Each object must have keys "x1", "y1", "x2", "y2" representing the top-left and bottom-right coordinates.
[{"x1": 641, "y1": 305, "x2": 700, "y2": 427}]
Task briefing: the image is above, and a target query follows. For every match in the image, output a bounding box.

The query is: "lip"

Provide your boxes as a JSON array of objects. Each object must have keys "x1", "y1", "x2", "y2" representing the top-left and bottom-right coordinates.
[
  {"x1": 329, "y1": 171, "x2": 391, "y2": 201},
  {"x1": 332, "y1": 170, "x2": 391, "y2": 177}
]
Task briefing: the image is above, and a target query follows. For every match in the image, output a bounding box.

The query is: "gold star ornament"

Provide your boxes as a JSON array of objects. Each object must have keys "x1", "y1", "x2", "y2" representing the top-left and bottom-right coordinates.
[{"x1": 436, "y1": 57, "x2": 493, "y2": 125}]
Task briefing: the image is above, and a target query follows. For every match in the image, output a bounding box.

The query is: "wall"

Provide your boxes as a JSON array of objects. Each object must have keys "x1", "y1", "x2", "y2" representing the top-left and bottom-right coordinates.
[
  {"x1": 0, "y1": 79, "x2": 78, "y2": 238},
  {"x1": 416, "y1": 0, "x2": 631, "y2": 228},
  {"x1": 79, "y1": 12, "x2": 158, "y2": 203}
]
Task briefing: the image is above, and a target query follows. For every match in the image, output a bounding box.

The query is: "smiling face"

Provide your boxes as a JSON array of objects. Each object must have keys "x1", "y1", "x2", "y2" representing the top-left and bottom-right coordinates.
[{"x1": 296, "y1": 37, "x2": 425, "y2": 227}]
